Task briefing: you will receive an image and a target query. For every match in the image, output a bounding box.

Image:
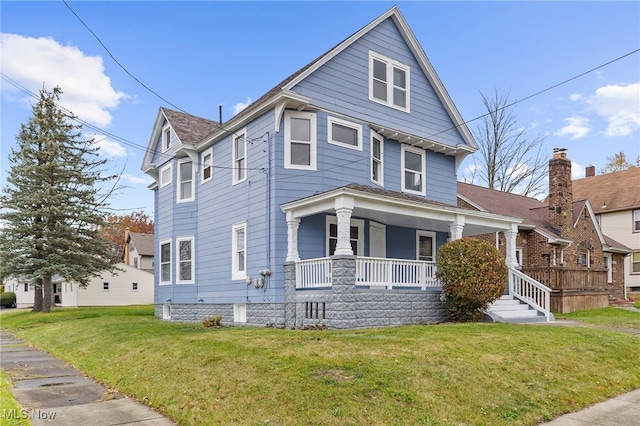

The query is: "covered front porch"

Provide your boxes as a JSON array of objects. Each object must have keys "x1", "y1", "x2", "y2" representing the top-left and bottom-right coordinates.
[{"x1": 280, "y1": 184, "x2": 547, "y2": 328}]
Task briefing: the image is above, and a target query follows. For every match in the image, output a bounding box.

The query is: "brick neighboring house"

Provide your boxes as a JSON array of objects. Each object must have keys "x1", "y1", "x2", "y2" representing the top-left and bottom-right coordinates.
[
  {"x1": 124, "y1": 231, "x2": 155, "y2": 274},
  {"x1": 458, "y1": 149, "x2": 631, "y2": 312},
  {"x1": 572, "y1": 166, "x2": 640, "y2": 298}
]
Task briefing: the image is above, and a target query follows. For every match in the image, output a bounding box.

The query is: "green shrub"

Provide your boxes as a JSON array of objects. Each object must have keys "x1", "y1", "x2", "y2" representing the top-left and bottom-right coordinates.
[
  {"x1": 436, "y1": 238, "x2": 507, "y2": 322},
  {"x1": 0, "y1": 292, "x2": 16, "y2": 308},
  {"x1": 202, "y1": 316, "x2": 222, "y2": 328}
]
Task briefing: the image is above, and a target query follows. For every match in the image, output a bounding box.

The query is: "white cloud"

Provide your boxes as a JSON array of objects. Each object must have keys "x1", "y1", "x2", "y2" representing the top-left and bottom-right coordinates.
[
  {"x1": 89, "y1": 134, "x2": 127, "y2": 158},
  {"x1": 569, "y1": 94, "x2": 582, "y2": 102},
  {"x1": 121, "y1": 174, "x2": 153, "y2": 185},
  {"x1": 0, "y1": 33, "x2": 126, "y2": 127},
  {"x1": 587, "y1": 83, "x2": 640, "y2": 137},
  {"x1": 571, "y1": 161, "x2": 585, "y2": 180},
  {"x1": 555, "y1": 116, "x2": 591, "y2": 139},
  {"x1": 232, "y1": 97, "x2": 253, "y2": 115}
]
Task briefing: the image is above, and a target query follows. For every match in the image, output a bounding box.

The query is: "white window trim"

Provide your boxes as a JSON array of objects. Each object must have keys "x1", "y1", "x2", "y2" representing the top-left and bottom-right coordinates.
[
  {"x1": 159, "y1": 163, "x2": 172, "y2": 188},
  {"x1": 416, "y1": 230, "x2": 436, "y2": 262},
  {"x1": 201, "y1": 148, "x2": 213, "y2": 184},
  {"x1": 284, "y1": 110, "x2": 317, "y2": 170},
  {"x1": 162, "y1": 125, "x2": 172, "y2": 153},
  {"x1": 176, "y1": 236, "x2": 195, "y2": 284},
  {"x1": 159, "y1": 239, "x2": 172, "y2": 285},
  {"x1": 327, "y1": 116, "x2": 362, "y2": 151},
  {"x1": 232, "y1": 222, "x2": 247, "y2": 280},
  {"x1": 132, "y1": 282, "x2": 139, "y2": 292},
  {"x1": 325, "y1": 216, "x2": 365, "y2": 257},
  {"x1": 103, "y1": 282, "x2": 109, "y2": 292},
  {"x1": 633, "y1": 209, "x2": 640, "y2": 233},
  {"x1": 368, "y1": 51, "x2": 410, "y2": 112},
  {"x1": 370, "y1": 130, "x2": 384, "y2": 186},
  {"x1": 232, "y1": 129, "x2": 247, "y2": 185},
  {"x1": 401, "y1": 145, "x2": 426, "y2": 196},
  {"x1": 162, "y1": 304, "x2": 171, "y2": 320},
  {"x1": 631, "y1": 251, "x2": 640, "y2": 275},
  {"x1": 516, "y1": 248, "x2": 524, "y2": 267},
  {"x1": 177, "y1": 159, "x2": 195, "y2": 203},
  {"x1": 234, "y1": 303, "x2": 247, "y2": 323}
]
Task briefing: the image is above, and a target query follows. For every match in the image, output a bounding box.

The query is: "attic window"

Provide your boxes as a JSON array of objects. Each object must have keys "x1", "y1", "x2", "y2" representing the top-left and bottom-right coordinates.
[
  {"x1": 162, "y1": 125, "x2": 172, "y2": 152},
  {"x1": 369, "y1": 51, "x2": 410, "y2": 112}
]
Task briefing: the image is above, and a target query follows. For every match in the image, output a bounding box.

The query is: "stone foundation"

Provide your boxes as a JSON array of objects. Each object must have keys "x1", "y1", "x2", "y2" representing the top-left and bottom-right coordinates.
[{"x1": 154, "y1": 302, "x2": 285, "y2": 327}]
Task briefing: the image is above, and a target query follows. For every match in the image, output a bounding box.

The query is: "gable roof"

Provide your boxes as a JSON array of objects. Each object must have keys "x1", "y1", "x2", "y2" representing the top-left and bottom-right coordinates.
[
  {"x1": 127, "y1": 232, "x2": 154, "y2": 257},
  {"x1": 572, "y1": 167, "x2": 640, "y2": 213},
  {"x1": 195, "y1": 6, "x2": 476, "y2": 159}
]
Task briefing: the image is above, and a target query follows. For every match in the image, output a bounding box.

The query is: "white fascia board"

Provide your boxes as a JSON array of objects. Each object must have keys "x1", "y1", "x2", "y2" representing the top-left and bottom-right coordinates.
[
  {"x1": 456, "y1": 194, "x2": 487, "y2": 212},
  {"x1": 141, "y1": 109, "x2": 170, "y2": 172},
  {"x1": 581, "y1": 200, "x2": 608, "y2": 246},
  {"x1": 533, "y1": 228, "x2": 572, "y2": 245},
  {"x1": 196, "y1": 90, "x2": 311, "y2": 151}
]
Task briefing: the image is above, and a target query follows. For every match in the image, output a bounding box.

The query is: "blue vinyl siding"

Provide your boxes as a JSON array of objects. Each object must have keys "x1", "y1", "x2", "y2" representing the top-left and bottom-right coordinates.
[{"x1": 291, "y1": 17, "x2": 467, "y2": 148}]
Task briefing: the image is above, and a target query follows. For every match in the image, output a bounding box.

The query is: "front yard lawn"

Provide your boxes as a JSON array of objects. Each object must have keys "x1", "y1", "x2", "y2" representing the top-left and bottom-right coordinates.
[
  {"x1": 556, "y1": 306, "x2": 640, "y2": 329},
  {"x1": 2, "y1": 306, "x2": 639, "y2": 425}
]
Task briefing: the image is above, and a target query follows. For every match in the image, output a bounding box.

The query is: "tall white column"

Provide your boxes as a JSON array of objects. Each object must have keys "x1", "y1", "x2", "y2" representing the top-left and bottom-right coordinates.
[
  {"x1": 334, "y1": 196, "x2": 354, "y2": 256},
  {"x1": 505, "y1": 224, "x2": 518, "y2": 268},
  {"x1": 449, "y1": 215, "x2": 465, "y2": 241},
  {"x1": 285, "y1": 213, "x2": 300, "y2": 262}
]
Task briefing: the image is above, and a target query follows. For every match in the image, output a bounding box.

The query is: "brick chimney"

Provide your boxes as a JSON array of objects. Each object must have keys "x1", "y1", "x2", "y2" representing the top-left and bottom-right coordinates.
[
  {"x1": 585, "y1": 165, "x2": 595, "y2": 177},
  {"x1": 548, "y1": 148, "x2": 573, "y2": 233}
]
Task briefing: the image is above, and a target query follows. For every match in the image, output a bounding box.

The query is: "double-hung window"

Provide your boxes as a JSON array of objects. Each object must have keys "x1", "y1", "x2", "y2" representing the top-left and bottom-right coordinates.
[
  {"x1": 202, "y1": 149, "x2": 213, "y2": 183},
  {"x1": 326, "y1": 217, "x2": 364, "y2": 256},
  {"x1": 159, "y1": 163, "x2": 172, "y2": 188},
  {"x1": 634, "y1": 209, "x2": 640, "y2": 232},
  {"x1": 176, "y1": 236, "x2": 194, "y2": 284},
  {"x1": 285, "y1": 111, "x2": 317, "y2": 170},
  {"x1": 103, "y1": 282, "x2": 109, "y2": 291},
  {"x1": 232, "y1": 222, "x2": 247, "y2": 280},
  {"x1": 162, "y1": 125, "x2": 172, "y2": 152},
  {"x1": 177, "y1": 160, "x2": 194, "y2": 202},
  {"x1": 371, "y1": 131, "x2": 384, "y2": 185},
  {"x1": 160, "y1": 240, "x2": 171, "y2": 284},
  {"x1": 369, "y1": 51, "x2": 410, "y2": 112},
  {"x1": 327, "y1": 117, "x2": 362, "y2": 150},
  {"x1": 633, "y1": 252, "x2": 640, "y2": 274},
  {"x1": 401, "y1": 145, "x2": 426, "y2": 195},
  {"x1": 233, "y1": 130, "x2": 247, "y2": 184}
]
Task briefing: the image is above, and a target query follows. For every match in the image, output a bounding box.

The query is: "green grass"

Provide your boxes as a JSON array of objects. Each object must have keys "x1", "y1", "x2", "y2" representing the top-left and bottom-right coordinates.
[
  {"x1": 2, "y1": 305, "x2": 640, "y2": 425},
  {"x1": 0, "y1": 372, "x2": 31, "y2": 426},
  {"x1": 556, "y1": 307, "x2": 640, "y2": 329},
  {"x1": 635, "y1": 301, "x2": 640, "y2": 309}
]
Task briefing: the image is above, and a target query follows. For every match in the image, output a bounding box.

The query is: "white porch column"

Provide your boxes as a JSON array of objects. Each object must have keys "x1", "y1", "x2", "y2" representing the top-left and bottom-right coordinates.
[
  {"x1": 285, "y1": 212, "x2": 300, "y2": 262},
  {"x1": 334, "y1": 195, "x2": 355, "y2": 256},
  {"x1": 449, "y1": 214, "x2": 465, "y2": 241},
  {"x1": 505, "y1": 223, "x2": 518, "y2": 268}
]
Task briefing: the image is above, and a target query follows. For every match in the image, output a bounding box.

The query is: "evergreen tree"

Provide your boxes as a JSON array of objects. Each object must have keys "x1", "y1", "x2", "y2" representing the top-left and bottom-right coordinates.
[{"x1": 0, "y1": 87, "x2": 118, "y2": 313}]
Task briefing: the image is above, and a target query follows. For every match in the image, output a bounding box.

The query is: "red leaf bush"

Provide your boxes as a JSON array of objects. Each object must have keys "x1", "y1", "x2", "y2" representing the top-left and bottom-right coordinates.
[{"x1": 436, "y1": 238, "x2": 507, "y2": 322}]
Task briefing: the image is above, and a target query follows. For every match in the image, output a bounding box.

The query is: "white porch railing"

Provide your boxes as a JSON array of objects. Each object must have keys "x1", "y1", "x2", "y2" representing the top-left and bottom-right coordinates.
[
  {"x1": 295, "y1": 257, "x2": 440, "y2": 290},
  {"x1": 296, "y1": 258, "x2": 332, "y2": 289},
  {"x1": 356, "y1": 257, "x2": 440, "y2": 289},
  {"x1": 509, "y1": 267, "x2": 552, "y2": 321}
]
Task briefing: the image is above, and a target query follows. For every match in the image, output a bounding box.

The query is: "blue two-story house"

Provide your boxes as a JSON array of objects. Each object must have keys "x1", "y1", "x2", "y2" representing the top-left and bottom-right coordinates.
[{"x1": 142, "y1": 6, "x2": 534, "y2": 329}]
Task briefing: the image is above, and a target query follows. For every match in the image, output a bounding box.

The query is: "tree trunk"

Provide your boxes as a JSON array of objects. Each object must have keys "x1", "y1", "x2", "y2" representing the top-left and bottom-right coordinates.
[
  {"x1": 42, "y1": 276, "x2": 52, "y2": 313},
  {"x1": 33, "y1": 278, "x2": 43, "y2": 312}
]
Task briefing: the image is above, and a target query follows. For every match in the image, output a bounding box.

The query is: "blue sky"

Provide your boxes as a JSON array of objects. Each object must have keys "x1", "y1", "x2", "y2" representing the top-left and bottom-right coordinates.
[{"x1": 1, "y1": 1, "x2": 639, "y2": 215}]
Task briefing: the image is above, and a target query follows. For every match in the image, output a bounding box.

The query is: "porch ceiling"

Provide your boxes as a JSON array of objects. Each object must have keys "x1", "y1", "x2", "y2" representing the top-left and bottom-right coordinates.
[{"x1": 281, "y1": 185, "x2": 522, "y2": 236}]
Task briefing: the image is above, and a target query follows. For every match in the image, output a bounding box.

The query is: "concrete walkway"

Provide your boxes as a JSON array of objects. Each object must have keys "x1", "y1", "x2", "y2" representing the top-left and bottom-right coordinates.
[
  {"x1": 538, "y1": 388, "x2": 640, "y2": 425},
  {"x1": 0, "y1": 331, "x2": 175, "y2": 425}
]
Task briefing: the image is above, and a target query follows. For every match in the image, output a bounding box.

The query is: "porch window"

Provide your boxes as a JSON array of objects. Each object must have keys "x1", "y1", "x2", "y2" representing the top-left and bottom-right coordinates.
[
  {"x1": 285, "y1": 111, "x2": 317, "y2": 170},
  {"x1": 232, "y1": 222, "x2": 247, "y2": 280},
  {"x1": 160, "y1": 240, "x2": 171, "y2": 284},
  {"x1": 634, "y1": 209, "x2": 640, "y2": 232},
  {"x1": 371, "y1": 131, "x2": 384, "y2": 186},
  {"x1": 327, "y1": 116, "x2": 362, "y2": 150},
  {"x1": 177, "y1": 160, "x2": 194, "y2": 202},
  {"x1": 176, "y1": 236, "x2": 195, "y2": 284},
  {"x1": 233, "y1": 130, "x2": 247, "y2": 184},
  {"x1": 401, "y1": 145, "x2": 425, "y2": 196},
  {"x1": 416, "y1": 231, "x2": 436, "y2": 262},
  {"x1": 369, "y1": 51, "x2": 410, "y2": 112},
  {"x1": 202, "y1": 149, "x2": 212, "y2": 183},
  {"x1": 162, "y1": 125, "x2": 172, "y2": 152},
  {"x1": 632, "y1": 251, "x2": 640, "y2": 274},
  {"x1": 159, "y1": 163, "x2": 172, "y2": 188},
  {"x1": 326, "y1": 217, "x2": 364, "y2": 256}
]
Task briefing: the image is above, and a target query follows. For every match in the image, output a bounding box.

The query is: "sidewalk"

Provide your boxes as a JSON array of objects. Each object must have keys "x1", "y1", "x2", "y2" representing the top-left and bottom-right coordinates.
[
  {"x1": 1, "y1": 331, "x2": 175, "y2": 425},
  {"x1": 538, "y1": 388, "x2": 640, "y2": 425}
]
